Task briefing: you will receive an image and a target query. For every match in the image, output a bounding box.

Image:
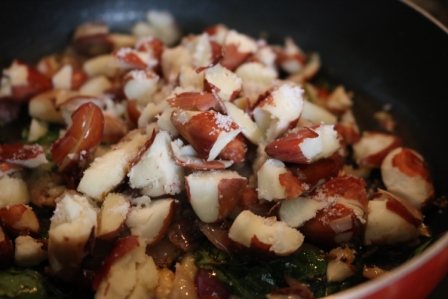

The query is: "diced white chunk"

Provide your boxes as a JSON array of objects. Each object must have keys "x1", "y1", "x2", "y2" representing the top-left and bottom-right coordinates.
[
  {"x1": 204, "y1": 63, "x2": 242, "y2": 102},
  {"x1": 14, "y1": 235, "x2": 47, "y2": 267},
  {"x1": 279, "y1": 197, "x2": 326, "y2": 228},
  {"x1": 0, "y1": 176, "x2": 30, "y2": 208},
  {"x1": 78, "y1": 130, "x2": 148, "y2": 201},
  {"x1": 186, "y1": 170, "x2": 246, "y2": 223},
  {"x1": 128, "y1": 131, "x2": 184, "y2": 197},
  {"x1": 301, "y1": 100, "x2": 337, "y2": 125},
  {"x1": 48, "y1": 191, "x2": 98, "y2": 280},
  {"x1": 257, "y1": 159, "x2": 289, "y2": 201},
  {"x1": 229, "y1": 210, "x2": 304, "y2": 256},
  {"x1": 125, "y1": 198, "x2": 175, "y2": 245}
]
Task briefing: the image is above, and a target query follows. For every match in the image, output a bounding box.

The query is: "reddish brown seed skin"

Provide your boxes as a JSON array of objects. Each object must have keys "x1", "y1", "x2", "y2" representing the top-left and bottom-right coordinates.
[
  {"x1": 300, "y1": 176, "x2": 368, "y2": 246},
  {"x1": 167, "y1": 92, "x2": 220, "y2": 111},
  {"x1": 171, "y1": 110, "x2": 239, "y2": 160},
  {"x1": 385, "y1": 197, "x2": 422, "y2": 227},
  {"x1": 278, "y1": 171, "x2": 307, "y2": 199},
  {"x1": 392, "y1": 148, "x2": 431, "y2": 180},
  {"x1": 0, "y1": 144, "x2": 45, "y2": 162},
  {"x1": 371, "y1": 191, "x2": 423, "y2": 227},
  {"x1": 126, "y1": 99, "x2": 141, "y2": 128},
  {"x1": 113, "y1": 49, "x2": 147, "y2": 69},
  {"x1": 51, "y1": 102, "x2": 104, "y2": 173},
  {"x1": 9, "y1": 60, "x2": 52, "y2": 101},
  {"x1": 221, "y1": 43, "x2": 251, "y2": 71},
  {"x1": 300, "y1": 203, "x2": 362, "y2": 247},
  {"x1": 92, "y1": 235, "x2": 140, "y2": 291},
  {"x1": 291, "y1": 152, "x2": 344, "y2": 187},
  {"x1": 356, "y1": 132, "x2": 402, "y2": 168},
  {"x1": 217, "y1": 177, "x2": 247, "y2": 221},
  {"x1": 265, "y1": 128, "x2": 319, "y2": 164},
  {"x1": 217, "y1": 134, "x2": 247, "y2": 164},
  {"x1": 0, "y1": 204, "x2": 40, "y2": 236},
  {"x1": 71, "y1": 69, "x2": 88, "y2": 90}
]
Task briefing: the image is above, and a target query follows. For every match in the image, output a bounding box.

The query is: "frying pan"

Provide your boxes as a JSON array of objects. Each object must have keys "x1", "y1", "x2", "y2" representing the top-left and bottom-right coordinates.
[{"x1": 1, "y1": 0, "x2": 448, "y2": 298}]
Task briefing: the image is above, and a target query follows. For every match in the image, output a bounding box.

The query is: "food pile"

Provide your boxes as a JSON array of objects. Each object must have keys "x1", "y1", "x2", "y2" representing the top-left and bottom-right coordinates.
[{"x1": 0, "y1": 10, "x2": 436, "y2": 299}]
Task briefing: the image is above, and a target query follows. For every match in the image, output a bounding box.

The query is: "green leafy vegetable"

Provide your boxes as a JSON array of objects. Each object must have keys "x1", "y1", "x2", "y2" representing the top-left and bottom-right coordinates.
[
  {"x1": 314, "y1": 250, "x2": 365, "y2": 298},
  {"x1": 0, "y1": 268, "x2": 73, "y2": 299},
  {"x1": 270, "y1": 247, "x2": 327, "y2": 281},
  {"x1": 303, "y1": 84, "x2": 314, "y2": 102},
  {"x1": 21, "y1": 128, "x2": 30, "y2": 143},
  {"x1": 312, "y1": 76, "x2": 338, "y2": 93},
  {"x1": 21, "y1": 124, "x2": 61, "y2": 147},
  {"x1": 21, "y1": 123, "x2": 62, "y2": 163},
  {"x1": 413, "y1": 238, "x2": 433, "y2": 257},
  {"x1": 0, "y1": 268, "x2": 48, "y2": 299},
  {"x1": 34, "y1": 124, "x2": 62, "y2": 147},
  {"x1": 195, "y1": 242, "x2": 277, "y2": 299},
  {"x1": 363, "y1": 236, "x2": 434, "y2": 271},
  {"x1": 195, "y1": 241, "x2": 359, "y2": 298}
]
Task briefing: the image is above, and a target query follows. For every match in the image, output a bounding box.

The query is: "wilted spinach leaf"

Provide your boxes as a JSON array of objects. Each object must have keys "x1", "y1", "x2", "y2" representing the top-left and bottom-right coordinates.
[
  {"x1": 195, "y1": 241, "x2": 351, "y2": 299},
  {"x1": 22, "y1": 123, "x2": 61, "y2": 146},
  {"x1": 313, "y1": 250, "x2": 366, "y2": 298},
  {"x1": 413, "y1": 238, "x2": 433, "y2": 257},
  {"x1": 0, "y1": 268, "x2": 70, "y2": 299},
  {"x1": 0, "y1": 268, "x2": 48, "y2": 299}
]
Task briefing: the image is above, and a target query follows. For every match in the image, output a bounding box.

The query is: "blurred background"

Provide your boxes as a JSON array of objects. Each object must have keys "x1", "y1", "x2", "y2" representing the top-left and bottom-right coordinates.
[
  {"x1": 410, "y1": 0, "x2": 448, "y2": 26},
  {"x1": 410, "y1": 1, "x2": 448, "y2": 298}
]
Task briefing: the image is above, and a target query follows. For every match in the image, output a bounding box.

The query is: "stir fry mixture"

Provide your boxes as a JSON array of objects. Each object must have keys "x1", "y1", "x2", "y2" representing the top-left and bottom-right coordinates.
[{"x1": 0, "y1": 10, "x2": 436, "y2": 299}]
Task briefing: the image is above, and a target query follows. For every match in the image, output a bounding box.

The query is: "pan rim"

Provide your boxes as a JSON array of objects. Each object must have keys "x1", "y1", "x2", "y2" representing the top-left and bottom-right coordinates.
[
  {"x1": 323, "y1": 231, "x2": 448, "y2": 298},
  {"x1": 400, "y1": 0, "x2": 448, "y2": 33}
]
